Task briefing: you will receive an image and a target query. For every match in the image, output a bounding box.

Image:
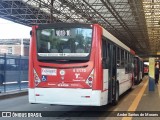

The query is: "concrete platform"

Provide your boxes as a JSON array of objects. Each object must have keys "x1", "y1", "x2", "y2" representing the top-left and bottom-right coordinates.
[
  {"x1": 104, "y1": 76, "x2": 160, "y2": 120},
  {"x1": 119, "y1": 76, "x2": 160, "y2": 120},
  {"x1": 131, "y1": 76, "x2": 160, "y2": 120},
  {"x1": 136, "y1": 81, "x2": 160, "y2": 111}
]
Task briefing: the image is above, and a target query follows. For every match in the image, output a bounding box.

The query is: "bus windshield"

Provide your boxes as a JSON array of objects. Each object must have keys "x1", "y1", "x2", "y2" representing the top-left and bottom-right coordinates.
[{"x1": 36, "y1": 27, "x2": 92, "y2": 60}]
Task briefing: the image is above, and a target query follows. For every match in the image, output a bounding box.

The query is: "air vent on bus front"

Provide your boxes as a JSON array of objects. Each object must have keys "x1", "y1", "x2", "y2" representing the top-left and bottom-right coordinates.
[{"x1": 39, "y1": 65, "x2": 88, "y2": 69}]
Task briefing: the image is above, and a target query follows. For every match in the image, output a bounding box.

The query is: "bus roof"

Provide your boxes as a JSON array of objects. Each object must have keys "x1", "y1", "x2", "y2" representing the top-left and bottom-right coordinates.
[{"x1": 101, "y1": 27, "x2": 135, "y2": 54}]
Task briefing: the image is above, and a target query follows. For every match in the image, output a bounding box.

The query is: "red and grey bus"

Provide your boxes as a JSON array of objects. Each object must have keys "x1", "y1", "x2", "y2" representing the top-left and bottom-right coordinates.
[
  {"x1": 143, "y1": 64, "x2": 149, "y2": 75},
  {"x1": 29, "y1": 23, "x2": 135, "y2": 106}
]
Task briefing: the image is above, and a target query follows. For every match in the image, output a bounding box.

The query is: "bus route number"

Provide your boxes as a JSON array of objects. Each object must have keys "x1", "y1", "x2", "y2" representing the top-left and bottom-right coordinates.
[{"x1": 55, "y1": 30, "x2": 70, "y2": 36}]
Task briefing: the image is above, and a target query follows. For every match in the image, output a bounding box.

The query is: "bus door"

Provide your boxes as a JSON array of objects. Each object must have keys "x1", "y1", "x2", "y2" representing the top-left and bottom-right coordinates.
[
  {"x1": 134, "y1": 58, "x2": 138, "y2": 83},
  {"x1": 107, "y1": 43, "x2": 117, "y2": 103}
]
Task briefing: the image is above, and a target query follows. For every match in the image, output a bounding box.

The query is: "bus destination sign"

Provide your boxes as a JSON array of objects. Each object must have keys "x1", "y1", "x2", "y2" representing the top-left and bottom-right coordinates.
[{"x1": 55, "y1": 29, "x2": 71, "y2": 36}]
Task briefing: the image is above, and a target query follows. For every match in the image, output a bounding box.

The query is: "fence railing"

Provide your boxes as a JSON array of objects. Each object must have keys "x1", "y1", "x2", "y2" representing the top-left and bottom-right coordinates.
[{"x1": 0, "y1": 53, "x2": 28, "y2": 93}]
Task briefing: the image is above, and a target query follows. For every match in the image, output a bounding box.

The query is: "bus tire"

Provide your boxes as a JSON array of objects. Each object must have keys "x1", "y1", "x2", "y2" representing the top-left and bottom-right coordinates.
[{"x1": 112, "y1": 82, "x2": 119, "y2": 105}]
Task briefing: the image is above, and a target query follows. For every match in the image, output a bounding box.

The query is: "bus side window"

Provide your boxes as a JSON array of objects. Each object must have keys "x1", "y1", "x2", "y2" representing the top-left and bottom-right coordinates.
[
  {"x1": 117, "y1": 47, "x2": 121, "y2": 68},
  {"x1": 102, "y1": 39, "x2": 107, "y2": 69},
  {"x1": 125, "y1": 52, "x2": 129, "y2": 73},
  {"x1": 129, "y1": 54, "x2": 134, "y2": 73},
  {"x1": 121, "y1": 49, "x2": 125, "y2": 68}
]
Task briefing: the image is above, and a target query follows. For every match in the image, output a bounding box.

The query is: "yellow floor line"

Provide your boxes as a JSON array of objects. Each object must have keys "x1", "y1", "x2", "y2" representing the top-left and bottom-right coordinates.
[{"x1": 121, "y1": 80, "x2": 148, "y2": 120}]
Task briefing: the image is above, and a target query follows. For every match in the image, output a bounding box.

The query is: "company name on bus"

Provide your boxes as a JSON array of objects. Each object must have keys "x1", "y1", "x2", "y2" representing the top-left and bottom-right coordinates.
[{"x1": 41, "y1": 68, "x2": 57, "y2": 76}]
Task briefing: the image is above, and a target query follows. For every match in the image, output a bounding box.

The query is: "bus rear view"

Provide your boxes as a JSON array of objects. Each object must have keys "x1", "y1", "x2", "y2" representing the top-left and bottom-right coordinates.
[
  {"x1": 29, "y1": 23, "x2": 134, "y2": 106},
  {"x1": 28, "y1": 23, "x2": 105, "y2": 106}
]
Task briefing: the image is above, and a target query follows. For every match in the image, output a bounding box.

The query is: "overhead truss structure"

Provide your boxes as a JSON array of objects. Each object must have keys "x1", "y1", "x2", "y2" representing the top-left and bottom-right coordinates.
[
  {"x1": 143, "y1": 0, "x2": 160, "y2": 56},
  {"x1": 0, "y1": 0, "x2": 154, "y2": 56}
]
